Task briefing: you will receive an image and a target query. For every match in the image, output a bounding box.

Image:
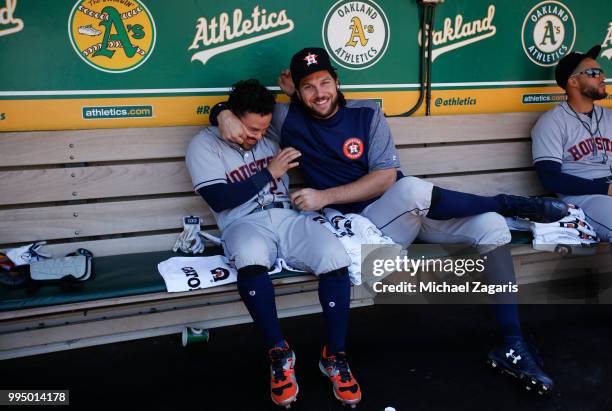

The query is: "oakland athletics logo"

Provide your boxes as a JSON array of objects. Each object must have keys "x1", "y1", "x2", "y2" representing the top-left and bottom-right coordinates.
[
  {"x1": 68, "y1": 0, "x2": 156, "y2": 73},
  {"x1": 521, "y1": 1, "x2": 575, "y2": 67},
  {"x1": 322, "y1": 0, "x2": 389, "y2": 70},
  {"x1": 343, "y1": 137, "x2": 364, "y2": 160}
]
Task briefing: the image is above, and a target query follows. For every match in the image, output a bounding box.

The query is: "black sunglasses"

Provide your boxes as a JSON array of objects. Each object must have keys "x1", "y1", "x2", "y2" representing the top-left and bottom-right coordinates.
[{"x1": 571, "y1": 67, "x2": 605, "y2": 78}]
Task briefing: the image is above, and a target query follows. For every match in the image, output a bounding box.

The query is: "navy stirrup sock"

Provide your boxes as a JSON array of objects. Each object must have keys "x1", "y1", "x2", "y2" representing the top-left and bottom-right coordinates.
[
  {"x1": 493, "y1": 304, "x2": 523, "y2": 341},
  {"x1": 237, "y1": 265, "x2": 284, "y2": 349},
  {"x1": 427, "y1": 186, "x2": 505, "y2": 220},
  {"x1": 318, "y1": 268, "x2": 351, "y2": 354},
  {"x1": 484, "y1": 247, "x2": 523, "y2": 339}
]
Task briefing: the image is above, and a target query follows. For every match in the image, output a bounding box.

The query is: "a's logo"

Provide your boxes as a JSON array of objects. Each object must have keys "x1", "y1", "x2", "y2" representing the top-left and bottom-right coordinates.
[
  {"x1": 521, "y1": 1, "x2": 575, "y2": 67},
  {"x1": 419, "y1": 5, "x2": 496, "y2": 62},
  {"x1": 304, "y1": 52, "x2": 319, "y2": 66},
  {"x1": 68, "y1": 0, "x2": 156, "y2": 73},
  {"x1": 189, "y1": 6, "x2": 294, "y2": 65},
  {"x1": 602, "y1": 22, "x2": 612, "y2": 60},
  {"x1": 342, "y1": 137, "x2": 364, "y2": 160},
  {"x1": 322, "y1": 0, "x2": 389, "y2": 70},
  {"x1": 0, "y1": 0, "x2": 23, "y2": 37},
  {"x1": 210, "y1": 267, "x2": 230, "y2": 282}
]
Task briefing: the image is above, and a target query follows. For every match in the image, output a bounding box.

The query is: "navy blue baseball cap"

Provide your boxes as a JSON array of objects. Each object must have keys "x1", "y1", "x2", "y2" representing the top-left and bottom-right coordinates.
[
  {"x1": 290, "y1": 47, "x2": 336, "y2": 88},
  {"x1": 555, "y1": 45, "x2": 601, "y2": 89}
]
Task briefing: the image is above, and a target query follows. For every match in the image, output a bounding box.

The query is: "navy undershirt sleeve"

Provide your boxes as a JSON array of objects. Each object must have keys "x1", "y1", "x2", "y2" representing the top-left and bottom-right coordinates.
[
  {"x1": 209, "y1": 102, "x2": 229, "y2": 127},
  {"x1": 198, "y1": 169, "x2": 273, "y2": 212},
  {"x1": 534, "y1": 160, "x2": 608, "y2": 195}
]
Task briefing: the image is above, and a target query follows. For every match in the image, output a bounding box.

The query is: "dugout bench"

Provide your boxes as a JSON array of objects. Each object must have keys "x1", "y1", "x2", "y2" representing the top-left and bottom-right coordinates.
[{"x1": 1, "y1": 111, "x2": 610, "y2": 360}]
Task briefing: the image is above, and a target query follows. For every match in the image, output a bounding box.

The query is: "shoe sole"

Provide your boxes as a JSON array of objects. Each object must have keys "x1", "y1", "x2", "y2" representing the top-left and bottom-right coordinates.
[
  {"x1": 271, "y1": 352, "x2": 298, "y2": 409},
  {"x1": 487, "y1": 358, "x2": 553, "y2": 395},
  {"x1": 271, "y1": 384, "x2": 299, "y2": 409},
  {"x1": 319, "y1": 361, "x2": 361, "y2": 408}
]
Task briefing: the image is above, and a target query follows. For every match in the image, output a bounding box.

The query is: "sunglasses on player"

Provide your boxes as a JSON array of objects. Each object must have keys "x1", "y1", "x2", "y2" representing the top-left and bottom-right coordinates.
[{"x1": 570, "y1": 67, "x2": 605, "y2": 79}]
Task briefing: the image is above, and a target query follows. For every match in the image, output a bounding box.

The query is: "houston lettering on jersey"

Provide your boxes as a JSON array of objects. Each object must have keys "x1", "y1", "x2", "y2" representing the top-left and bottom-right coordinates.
[
  {"x1": 226, "y1": 155, "x2": 284, "y2": 193},
  {"x1": 567, "y1": 136, "x2": 612, "y2": 161},
  {"x1": 226, "y1": 156, "x2": 273, "y2": 182}
]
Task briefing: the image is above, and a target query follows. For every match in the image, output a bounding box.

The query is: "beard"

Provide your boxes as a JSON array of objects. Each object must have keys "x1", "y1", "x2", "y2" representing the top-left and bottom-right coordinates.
[
  {"x1": 580, "y1": 83, "x2": 608, "y2": 101},
  {"x1": 302, "y1": 94, "x2": 340, "y2": 119}
]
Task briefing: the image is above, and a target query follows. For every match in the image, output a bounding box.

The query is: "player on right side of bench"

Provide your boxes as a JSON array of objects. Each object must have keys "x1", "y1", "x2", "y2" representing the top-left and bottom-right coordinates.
[{"x1": 532, "y1": 45, "x2": 611, "y2": 242}]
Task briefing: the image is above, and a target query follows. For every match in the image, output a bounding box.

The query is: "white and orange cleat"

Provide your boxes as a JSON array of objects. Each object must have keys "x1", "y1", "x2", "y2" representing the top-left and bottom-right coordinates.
[
  {"x1": 268, "y1": 342, "x2": 299, "y2": 408},
  {"x1": 319, "y1": 346, "x2": 362, "y2": 408}
]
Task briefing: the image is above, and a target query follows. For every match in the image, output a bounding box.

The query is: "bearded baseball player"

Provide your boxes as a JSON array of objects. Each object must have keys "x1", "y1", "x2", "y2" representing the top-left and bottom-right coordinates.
[
  {"x1": 186, "y1": 79, "x2": 361, "y2": 408},
  {"x1": 532, "y1": 45, "x2": 611, "y2": 242},
  {"x1": 211, "y1": 48, "x2": 571, "y2": 395}
]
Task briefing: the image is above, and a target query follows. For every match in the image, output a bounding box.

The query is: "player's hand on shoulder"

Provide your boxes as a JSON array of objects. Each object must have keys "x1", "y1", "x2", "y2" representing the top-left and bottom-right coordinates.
[
  {"x1": 268, "y1": 147, "x2": 301, "y2": 179},
  {"x1": 278, "y1": 69, "x2": 296, "y2": 97},
  {"x1": 218, "y1": 109, "x2": 247, "y2": 145},
  {"x1": 290, "y1": 188, "x2": 329, "y2": 212}
]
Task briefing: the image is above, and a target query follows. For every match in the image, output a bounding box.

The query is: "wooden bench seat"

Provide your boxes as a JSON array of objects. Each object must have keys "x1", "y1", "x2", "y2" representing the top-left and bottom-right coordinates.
[{"x1": 1, "y1": 111, "x2": 609, "y2": 360}]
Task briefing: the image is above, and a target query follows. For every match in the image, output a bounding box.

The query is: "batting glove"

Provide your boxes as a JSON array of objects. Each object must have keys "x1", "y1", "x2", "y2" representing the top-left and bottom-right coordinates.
[
  {"x1": 6, "y1": 241, "x2": 51, "y2": 266},
  {"x1": 173, "y1": 216, "x2": 205, "y2": 254}
]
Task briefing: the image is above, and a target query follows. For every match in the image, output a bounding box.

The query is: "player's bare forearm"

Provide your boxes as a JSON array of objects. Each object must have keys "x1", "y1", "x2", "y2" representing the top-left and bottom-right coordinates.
[
  {"x1": 608, "y1": 184, "x2": 612, "y2": 196},
  {"x1": 322, "y1": 168, "x2": 396, "y2": 205},
  {"x1": 292, "y1": 168, "x2": 396, "y2": 211},
  {"x1": 217, "y1": 109, "x2": 247, "y2": 145}
]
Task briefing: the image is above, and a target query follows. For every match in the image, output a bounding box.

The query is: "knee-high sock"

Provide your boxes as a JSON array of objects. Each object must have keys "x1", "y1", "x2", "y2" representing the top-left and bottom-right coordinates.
[
  {"x1": 483, "y1": 247, "x2": 522, "y2": 339},
  {"x1": 427, "y1": 186, "x2": 506, "y2": 220},
  {"x1": 237, "y1": 265, "x2": 284, "y2": 349},
  {"x1": 318, "y1": 268, "x2": 351, "y2": 354}
]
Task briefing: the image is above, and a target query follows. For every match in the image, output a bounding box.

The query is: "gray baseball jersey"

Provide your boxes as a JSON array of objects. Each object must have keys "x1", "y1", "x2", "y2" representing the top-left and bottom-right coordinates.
[
  {"x1": 186, "y1": 127, "x2": 290, "y2": 231},
  {"x1": 532, "y1": 102, "x2": 612, "y2": 179},
  {"x1": 185, "y1": 126, "x2": 350, "y2": 273}
]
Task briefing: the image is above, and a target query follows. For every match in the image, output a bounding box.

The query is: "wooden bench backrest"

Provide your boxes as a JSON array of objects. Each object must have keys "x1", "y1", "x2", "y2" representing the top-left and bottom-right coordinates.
[{"x1": 0, "y1": 111, "x2": 545, "y2": 257}]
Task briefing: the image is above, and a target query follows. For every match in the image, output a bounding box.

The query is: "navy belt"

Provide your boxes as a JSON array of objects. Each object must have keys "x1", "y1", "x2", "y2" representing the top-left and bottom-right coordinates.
[
  {"x1": 262, "y1": 201, "x2": 291, "y2": 210},
  {"x1": 252, "y1": 201, "x2": 291, "y2": 213}
]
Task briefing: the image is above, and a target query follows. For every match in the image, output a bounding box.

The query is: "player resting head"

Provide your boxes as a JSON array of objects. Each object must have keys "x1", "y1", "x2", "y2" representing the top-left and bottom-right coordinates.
[
  {"x1": 289, "y1": 47, "x2": 346, "y2": 120},
  {"x1": 227, "y1": 79, "x2": 276, "y2": 150},
  {"x1": 555, "y1": 45, "x2": 607, "y2": 103}
]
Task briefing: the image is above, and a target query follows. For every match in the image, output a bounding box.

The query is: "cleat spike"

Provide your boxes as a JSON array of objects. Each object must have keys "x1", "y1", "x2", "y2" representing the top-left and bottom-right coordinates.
[
  {"x1": 320, "y1": 346, "x2": 361, "y2": 407},
  {"x1": 269, "y1": 343, "x2": 299, "y2": 408},
  {"x1": 487, "y1": 337, "x2": 553, "y2": 395}
]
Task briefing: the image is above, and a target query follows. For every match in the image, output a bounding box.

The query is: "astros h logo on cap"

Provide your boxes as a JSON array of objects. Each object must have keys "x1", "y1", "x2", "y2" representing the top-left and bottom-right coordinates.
[{"x1": 290, "y1": 47, "x2": 336, "y2": 87}]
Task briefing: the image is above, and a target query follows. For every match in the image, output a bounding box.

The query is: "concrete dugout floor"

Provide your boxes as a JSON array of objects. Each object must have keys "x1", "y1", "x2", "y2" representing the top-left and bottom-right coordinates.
[{"x1": 4, "y1": 271, "x2": 612, "y2": 410}]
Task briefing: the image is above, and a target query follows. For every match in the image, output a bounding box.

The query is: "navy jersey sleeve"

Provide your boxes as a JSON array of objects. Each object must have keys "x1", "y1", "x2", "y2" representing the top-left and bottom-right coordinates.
[
  {"x1": 535, "y1": 160, "x2": 608, "y2": 195},
  {"x1": 198, "y1": 170, "x2": 274, "y2": 212}
]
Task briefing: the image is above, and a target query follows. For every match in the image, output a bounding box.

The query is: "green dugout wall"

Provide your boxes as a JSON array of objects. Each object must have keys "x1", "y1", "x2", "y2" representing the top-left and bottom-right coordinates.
[{"x1": 0, "y1": 0, "x2": 610, "y2": 131}]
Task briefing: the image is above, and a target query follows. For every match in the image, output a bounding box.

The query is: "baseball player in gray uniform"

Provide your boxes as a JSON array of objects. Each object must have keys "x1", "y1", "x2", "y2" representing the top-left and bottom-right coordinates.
[
  {"x1": 186, "y1": 79, "x2": 361, "y2": 408},
  {"x1": 532, "y1": 45, "x2": 611, "y2": 241},
  {"x1": 211, "y1": 48, "x2": 570, "y2": 395}
]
